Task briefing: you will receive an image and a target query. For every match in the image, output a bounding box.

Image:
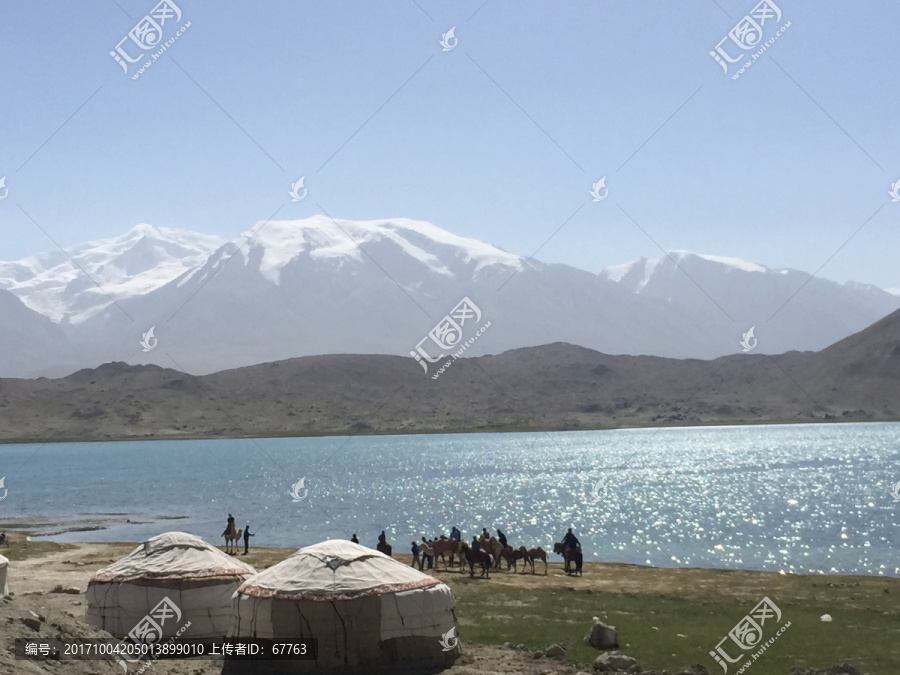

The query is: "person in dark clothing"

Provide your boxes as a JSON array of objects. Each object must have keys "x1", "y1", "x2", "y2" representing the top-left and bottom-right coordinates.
[
  {"x1": 378, "y1": 531, "x2": 386, "y2": 544},
  {"x1": 411, "y1": 541, "x2": 420, "y2": 569},
  {"x1": 471, "y1": 536, "x2": 481, "y2": 553},
  {"x1": 562, "y1": 528, "x2": 580, "y2": 551},
  {"x1": 450, "y1": 527, "x2": 461, "y2": 541},
  {"x1": 481, "y1": 528, "x2": 489, "y2": 539},
  {"x1": 243, "y1": 523, "x2": 254, "y2": 554},
  {"x1": 497, "y1": 529, "x2": 507, "y2": 547},
  {"x1": 351, "y1": 534, "x2": 359, "y2": 544}
]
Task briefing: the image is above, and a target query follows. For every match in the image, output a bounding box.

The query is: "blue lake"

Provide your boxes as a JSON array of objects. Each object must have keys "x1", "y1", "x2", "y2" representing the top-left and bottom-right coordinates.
[{"x1": 1, "y1": 422, "x2": 898, "y2": 576}]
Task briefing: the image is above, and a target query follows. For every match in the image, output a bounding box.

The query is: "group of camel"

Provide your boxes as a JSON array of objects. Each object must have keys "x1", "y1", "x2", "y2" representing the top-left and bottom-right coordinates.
[{"x1": 403, "y1": 534, "x2": 584, "y2": 579}]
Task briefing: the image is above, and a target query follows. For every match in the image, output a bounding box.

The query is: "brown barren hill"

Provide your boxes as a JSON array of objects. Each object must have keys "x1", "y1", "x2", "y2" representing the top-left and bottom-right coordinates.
[{"x1": 0, "y1": 308, "x2": 898, "y2": 443}]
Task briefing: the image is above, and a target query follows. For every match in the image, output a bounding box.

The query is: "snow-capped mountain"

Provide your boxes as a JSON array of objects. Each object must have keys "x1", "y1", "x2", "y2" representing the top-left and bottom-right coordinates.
[
  {"x1": 2, "y1": 217, "x2": 899, "y2": 377},
  {"x1": 0, "y1": 224, "x2": 225, "y2": 324}
]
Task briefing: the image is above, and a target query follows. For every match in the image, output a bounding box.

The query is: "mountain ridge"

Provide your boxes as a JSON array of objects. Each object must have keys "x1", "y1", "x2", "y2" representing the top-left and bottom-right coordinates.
[
  {"x1": 1, "y1": 305, "x2": 897, "y2": 443},
  {"x1": 1, "y1": 217, "x2": 898, "y2": 378}
]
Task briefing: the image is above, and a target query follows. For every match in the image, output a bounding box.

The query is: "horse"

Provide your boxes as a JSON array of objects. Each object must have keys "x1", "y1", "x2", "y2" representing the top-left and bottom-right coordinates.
[
  {"x1": 223, "y1": 526, "x2": 242, "y2": 555},
  {"x1": 517, "y1": 546, "x2": 548, "y2": 575},
  {"x1": 553, "y1": 542, "x2": 583, "y2": 575},
  {"x1": 377, "y1": 540, "x2": 393, "y2": 557},
  {"x1": 432, "y1": 538, "x2": 461, "y2": 569},
  {"x1": 479, "y1": 536, "x2": 513, "y2": 570},
  {"x1": 459, "y1": 542, "x2": 491, "y2": 578}
]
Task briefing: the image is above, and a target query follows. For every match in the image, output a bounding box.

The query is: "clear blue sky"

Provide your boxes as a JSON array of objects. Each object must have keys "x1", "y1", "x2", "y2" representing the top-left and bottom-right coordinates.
[{"x1": 1, "y1": 0, "x2": 898, "y2": 289}]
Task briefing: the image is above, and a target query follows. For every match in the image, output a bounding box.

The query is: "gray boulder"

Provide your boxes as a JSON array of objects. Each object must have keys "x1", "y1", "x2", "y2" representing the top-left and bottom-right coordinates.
[
  {"x1": 592, "y1": 650, "x2": 639, "y2": 672},
  {"x1": 585, "y1": 620, "x2": 619, "y2": 649}
]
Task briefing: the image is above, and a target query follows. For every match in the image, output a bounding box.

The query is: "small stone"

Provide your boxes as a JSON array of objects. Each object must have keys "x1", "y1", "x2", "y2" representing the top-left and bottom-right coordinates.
[
  {"x1": 545, "y1": 643, "x2": 566, "y2": 659},
  {"x1": 532, "y1": 650, "x2": 544, "y2": 659},
  {"x1": 675, "y1": 665, "x2": 710, "y2": 675},
  {"x1": 22, "y1": 617, "x2": 41, "y2": 631}
]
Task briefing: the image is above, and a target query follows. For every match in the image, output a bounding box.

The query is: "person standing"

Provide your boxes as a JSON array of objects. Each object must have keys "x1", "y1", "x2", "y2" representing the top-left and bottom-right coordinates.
[
  {"x1": 411, "y1": 541, "x2": 420, "y2": 569},
  {"x1": 243, "y1": 523, "x2": 254, "y2": 555},
  {"x1": 421, "y1": 537, "x2": 434, "y2": 569}
]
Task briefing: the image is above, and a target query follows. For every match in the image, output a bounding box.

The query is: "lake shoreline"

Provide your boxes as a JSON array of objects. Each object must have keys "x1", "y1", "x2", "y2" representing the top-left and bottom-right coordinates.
[{"x1": 1, "y1": 414, "x2": 895, "y2": 446}]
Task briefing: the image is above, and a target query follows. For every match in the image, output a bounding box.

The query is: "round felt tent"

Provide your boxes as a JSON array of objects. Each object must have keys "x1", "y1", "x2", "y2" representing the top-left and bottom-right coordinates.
[
  {"x1": 86, "y1": 531, "x2": 256, "y2": 639},
  {"x1": 0, "y1": 554, "x2": 8, "y2": 595},
  {"x1": 227, "y1": 540, "x2": 459, "y2": 673}
]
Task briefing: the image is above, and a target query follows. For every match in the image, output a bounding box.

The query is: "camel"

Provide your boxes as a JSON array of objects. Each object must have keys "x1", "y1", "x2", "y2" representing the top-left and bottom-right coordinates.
[
  {"x1": 223, "y1": 526, "x2": 243, "y2": 555},
  {"x1": 432, "y1": 538, "x2": 461, "y2": 569},
  {"x1": 459, "y1": 542, "x2": 491, "y2": 578},
  {"x1": 479, "y1": 535, "x2": 514, "y2": 570},
  {"x1": 517, "y1": 546, "x2": 548, "y2": 575}
]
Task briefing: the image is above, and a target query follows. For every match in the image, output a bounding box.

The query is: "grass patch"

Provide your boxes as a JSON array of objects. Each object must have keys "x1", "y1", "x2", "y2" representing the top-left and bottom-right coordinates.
[{"x1": 444, "y1": 570, "x2": 900, "y2": 673}]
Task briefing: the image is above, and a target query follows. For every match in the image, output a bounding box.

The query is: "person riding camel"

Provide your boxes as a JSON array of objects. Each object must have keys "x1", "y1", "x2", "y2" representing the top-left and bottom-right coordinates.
[
  {"x1": 471, "y1": 536, "x2": 481, "y2": 553},
  {"x1": 222, "y1": 514, "x2": 235, "y2": 538},
  {"x1": 450, "y1": 527, "x2": 461, "y2": 541},
  {"x1": 562, "y1": 527, "x2": 580, "y2": 552},
  {"x1": 497, "y1": 529, "x2": 508, "y2": 547}
]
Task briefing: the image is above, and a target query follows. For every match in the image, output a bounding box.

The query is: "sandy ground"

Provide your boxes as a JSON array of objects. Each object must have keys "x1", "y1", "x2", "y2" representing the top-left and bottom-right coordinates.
[{"x1": 0, "y1": 542, "x2": 593, "y2": 675}]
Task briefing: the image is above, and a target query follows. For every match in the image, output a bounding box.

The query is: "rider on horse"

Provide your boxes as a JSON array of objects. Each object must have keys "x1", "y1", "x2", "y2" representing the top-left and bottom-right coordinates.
[{"x1": 562, "y1": 528, "x2": 580, "y2": 552}]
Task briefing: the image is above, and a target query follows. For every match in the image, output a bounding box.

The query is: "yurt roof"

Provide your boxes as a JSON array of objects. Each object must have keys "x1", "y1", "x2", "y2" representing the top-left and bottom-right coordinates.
[
  {"x1": 237, "y1": 540, "x2": 445, "y2": 601},
  {"x1": 90, "y1": 531, "x2": 255, "y2": 583}
]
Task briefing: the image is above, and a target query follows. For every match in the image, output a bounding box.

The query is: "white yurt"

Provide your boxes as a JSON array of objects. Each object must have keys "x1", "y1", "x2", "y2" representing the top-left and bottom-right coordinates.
[
  {"x1": 87, "y1": 532, "x2": 256, "y2": 639},
  {"x1": 0, "y1": 554, "x2": 8, "y2": 595},
  {"x1": 227, "y1": 540, "x2": 459, "y2": 673}
]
